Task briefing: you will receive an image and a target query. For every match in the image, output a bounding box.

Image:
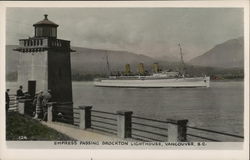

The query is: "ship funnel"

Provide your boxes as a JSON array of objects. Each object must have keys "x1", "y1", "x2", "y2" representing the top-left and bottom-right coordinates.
[
  {"x1": 137, "y1": 63, "x2": 145, "y2": 75},
  {"x1": 124, "y1": 64, "x2": 131, "y2": 74},
  {"x1": 153, "y1": 63, "x2": 160, "y2": 73}
]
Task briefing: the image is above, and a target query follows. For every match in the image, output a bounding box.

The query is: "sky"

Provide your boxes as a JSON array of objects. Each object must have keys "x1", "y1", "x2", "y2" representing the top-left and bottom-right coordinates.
[{"x1": 6, "y1": 8, "x2": 243, "y2": 60}]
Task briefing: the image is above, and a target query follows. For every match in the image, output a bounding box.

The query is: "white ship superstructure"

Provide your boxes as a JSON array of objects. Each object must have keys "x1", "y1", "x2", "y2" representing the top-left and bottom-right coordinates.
[
  {"x1": 94, "y1": 44, "x2": 210, "y2": 88},
  {"x1": 94, "y1": 75, "x2": 210, "y2": 88}
]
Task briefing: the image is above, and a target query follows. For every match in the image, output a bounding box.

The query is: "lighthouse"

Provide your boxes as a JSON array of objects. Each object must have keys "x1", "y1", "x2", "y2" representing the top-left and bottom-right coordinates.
[{"x1": 14, "y1": 14, "x2": 74, "y2": 121}]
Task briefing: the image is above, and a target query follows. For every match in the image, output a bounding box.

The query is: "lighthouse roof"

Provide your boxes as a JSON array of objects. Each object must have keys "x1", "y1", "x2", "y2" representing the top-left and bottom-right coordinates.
[{"x1": 33, "y1": 14, "x2": 59, "y2": 27}]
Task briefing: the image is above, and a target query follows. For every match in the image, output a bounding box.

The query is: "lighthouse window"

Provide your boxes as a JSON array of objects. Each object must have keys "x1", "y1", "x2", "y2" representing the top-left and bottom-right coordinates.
[
  {"x1": 36, "y1": 27, "x2": 42, "y2": 37},
  {"x1": 48, "y1": 28, "x2": 52, "y2": 37},
  {"x1": 35, "y1": 26, "x2": 57, "y2": 37},
  {"x1": 51, "y1": 28, "x2": 56, "y2": 37},
  {"x1": 46, "y1": 27, "x2": 50, "y2": 37},
  {"x1": 43, "y1": 27, "x2": 48, "y2": 37}
]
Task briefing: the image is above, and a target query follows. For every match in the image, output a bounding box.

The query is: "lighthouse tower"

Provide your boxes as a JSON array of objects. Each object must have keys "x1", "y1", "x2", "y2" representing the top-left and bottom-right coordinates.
[{"x1": 15, "y1": 15, "x2": 73, "y2": 117}]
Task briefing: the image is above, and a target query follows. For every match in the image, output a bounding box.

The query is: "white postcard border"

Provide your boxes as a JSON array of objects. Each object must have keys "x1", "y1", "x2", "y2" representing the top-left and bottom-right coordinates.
[{"x1": 0, "y1": 1, "x2": 249, "y2": 160}]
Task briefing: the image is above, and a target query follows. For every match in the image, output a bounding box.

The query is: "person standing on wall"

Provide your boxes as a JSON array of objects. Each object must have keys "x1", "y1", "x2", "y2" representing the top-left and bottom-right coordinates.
[{"x1": 6, "y1": 89, "x2": 10, "y2": 113}]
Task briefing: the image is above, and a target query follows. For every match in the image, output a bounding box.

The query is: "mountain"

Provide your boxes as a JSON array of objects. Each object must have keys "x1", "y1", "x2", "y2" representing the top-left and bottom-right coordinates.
[
  {"x1": 189, "y1": 37, "x2": 244, "y2": 68},
  {"x1": 6, "y1": 45, "x2": 19, "y2": 73},
  {"x1": 71, "y1": 47, "x2": 159, "y2": 74},
  {"x1": 6, "y1": 37, "x2": 244, "y2": 78},
  {"x1": 155, "y1": 55, "x2": 180, "y2": 62},
  {"x1": 5, "y1": 45, "x2": 159, "y2": 75}
]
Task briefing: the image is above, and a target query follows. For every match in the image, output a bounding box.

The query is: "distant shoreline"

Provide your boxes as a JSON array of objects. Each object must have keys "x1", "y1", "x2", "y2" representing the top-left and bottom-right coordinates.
[
  {"x1": 6, "y1": 78, "x2": 244, "y2": 83},
  {"x1": 210, "y1": 79, "x2": 244, "y2": 82}
]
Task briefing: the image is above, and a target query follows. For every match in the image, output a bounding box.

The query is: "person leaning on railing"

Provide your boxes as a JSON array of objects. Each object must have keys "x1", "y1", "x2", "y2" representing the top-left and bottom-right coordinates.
[
  {"x1": 32, "y1": 94, "x2": 38, "y2": 116},
  {"x1": 16, "y1": 85, "x2": 25, "y2": 99},
  {"x1": 16, "y1": 85, "x2": 32, "y2": 100},
  {"x1": 33, "y1": 91, "x2": 43, "y2": 120},
  {"x1": 42, "y1": 90, "x2": 52, "y2": 121}
]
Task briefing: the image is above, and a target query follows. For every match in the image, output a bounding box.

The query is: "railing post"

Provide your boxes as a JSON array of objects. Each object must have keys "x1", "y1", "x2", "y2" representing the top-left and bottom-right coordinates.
[
  {"x1": 167, "y1": 119, "x2": 188, "y2": 142},
  {"x1": 18, "y1": 99, "x2": 32, "y2": 115},
  {"x1": 17, "y1": 100, "x2": 25, "y2": 115},
  {"x1": 47, "y1": 102, "x2": 56, "y2": 122},
  {"x1": 79, "y1": 106, "x2": 92, "y2": 129},
  {"x1": 116, "y1": 110, "x2": 133, "y2": 138}
]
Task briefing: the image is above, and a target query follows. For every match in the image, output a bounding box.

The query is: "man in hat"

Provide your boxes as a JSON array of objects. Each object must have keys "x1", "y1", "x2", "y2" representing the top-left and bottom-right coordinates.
[{"x1": 16, "y1": 85, "x2": 25, "y2": 99}]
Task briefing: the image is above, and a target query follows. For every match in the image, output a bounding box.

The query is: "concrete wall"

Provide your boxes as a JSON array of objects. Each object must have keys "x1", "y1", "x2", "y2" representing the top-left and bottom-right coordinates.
[
  {"x1": 48, "y1": 50, "x2": 72, "y2": 102},
  {"x1": 17, "y1": 51, "x2": 48, "y2": 92}
]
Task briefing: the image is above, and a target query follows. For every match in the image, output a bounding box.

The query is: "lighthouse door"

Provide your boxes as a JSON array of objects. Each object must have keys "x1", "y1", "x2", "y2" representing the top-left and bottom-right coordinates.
[{"x1": 28, "y1": 80, "x2": 36, "y2": 98}]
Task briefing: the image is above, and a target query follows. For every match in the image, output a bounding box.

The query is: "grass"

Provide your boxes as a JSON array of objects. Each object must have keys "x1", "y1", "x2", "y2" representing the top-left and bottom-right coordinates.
[{"x1": 6, "y1": 112, "x2": 74, "y2": 141}]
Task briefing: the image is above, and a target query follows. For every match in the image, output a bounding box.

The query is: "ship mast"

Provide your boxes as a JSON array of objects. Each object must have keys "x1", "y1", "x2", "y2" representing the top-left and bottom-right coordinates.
[
  {"x1": 106, "y1": 51, "x2": 111, "y2": 76},
  {"x1": 178, "y1": 43, "x2": 186, "y2": 76}
]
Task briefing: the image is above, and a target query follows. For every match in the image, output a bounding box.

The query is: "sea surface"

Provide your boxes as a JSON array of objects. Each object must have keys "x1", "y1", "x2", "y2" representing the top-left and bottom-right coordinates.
[{"x1": 7, "y1": 81, "x2": 244, "y2": 141}]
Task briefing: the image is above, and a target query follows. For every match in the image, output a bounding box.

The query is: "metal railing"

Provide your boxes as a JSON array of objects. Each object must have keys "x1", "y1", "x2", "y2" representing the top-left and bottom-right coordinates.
[
  {"x1": 186, "y1": 125, "x2": 244, "y2": 142},
  {"x1": 91, "y1": 110, "x2": 118, "y2": 135},
  {"x1": 73, "y1": 107, "x2": 80, "y2": 126},
  {"x1": 53, "y1": 106, "x2": 244, "y2": 142},
  {"x1": 131, "y1": 116, "x2": 168, "y2": 141},
  {"x1": 14, "y1": 101, "x2": 244, "y2": 142},
  {"x1": 8, "y1": 94, "x2": 18, "y2": 112},
  {"x1": 8, "y1": 95, "x2": 33, "y2": 116}
]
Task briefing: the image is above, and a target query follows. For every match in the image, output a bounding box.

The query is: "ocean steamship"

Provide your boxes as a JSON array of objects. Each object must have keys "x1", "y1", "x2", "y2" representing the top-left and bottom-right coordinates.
[{"x1": 94, "y1": 44, "x2": 210, "y2": 88}]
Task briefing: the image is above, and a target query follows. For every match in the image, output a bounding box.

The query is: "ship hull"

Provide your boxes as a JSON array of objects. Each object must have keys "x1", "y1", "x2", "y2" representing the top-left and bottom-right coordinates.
[{"x1": 94, "y1": 77, "x2": 210, "y2": 88}]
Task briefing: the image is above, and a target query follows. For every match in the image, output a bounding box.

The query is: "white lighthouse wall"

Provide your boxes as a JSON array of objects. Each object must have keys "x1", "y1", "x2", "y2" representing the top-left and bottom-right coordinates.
[{"x1": 17, "y1": 51, "x2": 48, "y2": 93}]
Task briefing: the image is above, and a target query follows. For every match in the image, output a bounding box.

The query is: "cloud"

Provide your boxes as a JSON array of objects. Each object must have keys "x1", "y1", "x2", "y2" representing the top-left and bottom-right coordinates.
[{"x1": 6, "y1": 8, "x2": 243, "y2": 60}]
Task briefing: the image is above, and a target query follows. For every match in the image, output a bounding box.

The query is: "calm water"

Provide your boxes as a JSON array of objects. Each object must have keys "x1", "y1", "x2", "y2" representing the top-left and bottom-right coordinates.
[{"x1": 7, "y1": 81, "x2": 244, "y2": 137}]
